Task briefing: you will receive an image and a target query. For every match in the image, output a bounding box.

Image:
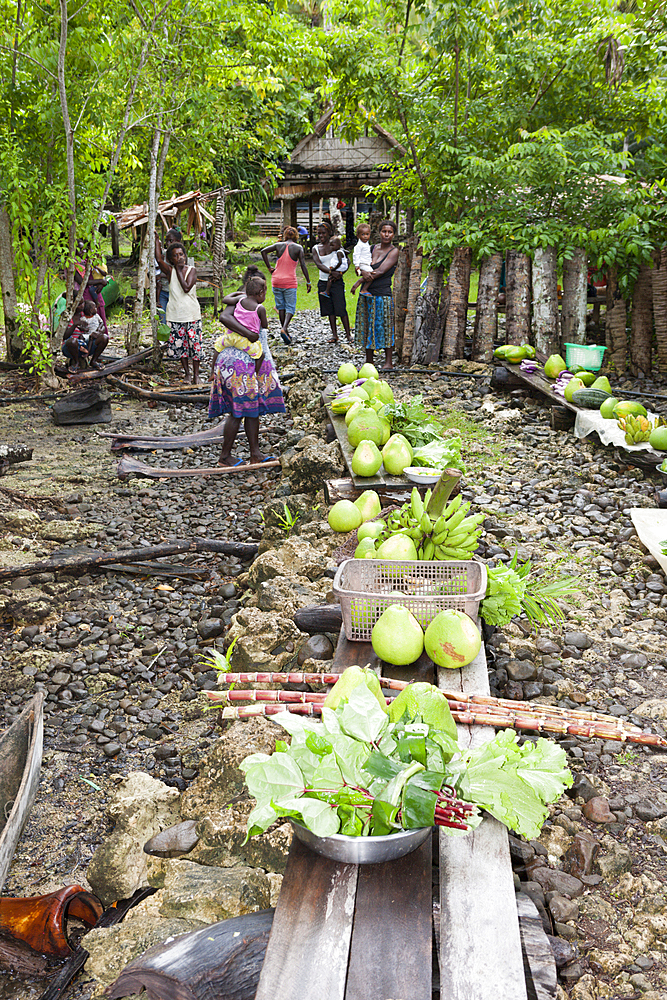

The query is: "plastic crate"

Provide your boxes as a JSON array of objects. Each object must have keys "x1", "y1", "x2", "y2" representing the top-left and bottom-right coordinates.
[
  {"x1": 564, "y1": 343, "x2": 606, "y2": 371},
  {"x1": 332, "y1": 559, "x2": 487, "y2": 642}
]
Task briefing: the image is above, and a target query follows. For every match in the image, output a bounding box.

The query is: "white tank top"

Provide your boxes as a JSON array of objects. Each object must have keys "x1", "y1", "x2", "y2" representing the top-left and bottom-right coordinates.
[{"x1": 166, "y1": 265, "x2": 201, "y2": 323}]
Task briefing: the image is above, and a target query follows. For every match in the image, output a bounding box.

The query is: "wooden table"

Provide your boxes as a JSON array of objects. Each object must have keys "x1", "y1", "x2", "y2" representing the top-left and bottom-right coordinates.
[{"x1": 256, "y1": 626, "x2": 527, "y2": 1000}]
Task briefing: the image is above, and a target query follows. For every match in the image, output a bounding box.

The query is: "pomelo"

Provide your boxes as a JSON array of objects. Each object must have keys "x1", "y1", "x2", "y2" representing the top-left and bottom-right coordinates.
[
  {"x1": 354, "y1": 537, "x2": 377, "y2": 559},
  {"x1": 564, "y1": 377, "x2": 584, "y2": 403},
  {"x1": 348, "y1": 411, "x2": 384, "y2": 447},
  {"x1": 371, "y1": 605, "x2": 424, "y2": 665},
  {"x1": 650, "y1": 426, "x2": 667, "y2": 450},
  {"x1": 544, "y1": 354, "x2": 567, "y2": 379},
  {"x1": 349, "y1": 386, "x2": 370, "y2": 401},
  {"x1": 337, "y1": 363, "x2": 358, "y2": 384},
  {"x1": 382, "y1": 434, "x2": 413, "y2": 475},
  {"x1": 379, "y1": 415, "x2": 391, "y2": 446},
  {"x1": 592, "y1": 375, "x2": 612, "y2": 394},
  {"x1": 375, "y1": 534, "x2": 418, "y2": 561},
  {"x1": 578, "y1": 371, "x2": 597, "y2": 387},
  {"x1": 354, "y1": 489, "x2": 382, "y2": 521},
  {"x1": 345, "y1": 400, "x2": 366, "y2": 426},
  {"x1": 376, "y1": 380, "x2": 394, "y2": 405},
  {"x1": 363, "y1": 378, "x2": 382, "y2": 398},
  {"x1": 599, "y1": 396, "x2": 619, "y2": 419},
  {"x1": 328, "y1": 499, "x2": 363, "y2": 533},
  {"x1": 358, "y1": 362, "x2": 380, "y2": 380},
  {"x1": 351, "y1": 440, "x2": 383, "y2": 477},
  {"x1": 357, "y1": 519, "x2": 385, "y2": 542},
  {"x1": 424, "y1": 610, "x2": 481, "y2": 669}
]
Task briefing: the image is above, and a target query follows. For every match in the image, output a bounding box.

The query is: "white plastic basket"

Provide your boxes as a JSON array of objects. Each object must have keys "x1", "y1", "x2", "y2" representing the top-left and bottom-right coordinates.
[{"x1": 332, "y1": 559, "x2": 487, "y2": 642}]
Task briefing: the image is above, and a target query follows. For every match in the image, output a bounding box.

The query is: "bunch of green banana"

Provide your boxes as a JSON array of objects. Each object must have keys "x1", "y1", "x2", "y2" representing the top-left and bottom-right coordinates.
[
  {"x1": 617, "y1": 414, "x2": 651, "y2": 445},
  {"x1": 375, "y1": 488, "x2": 484, "y2": 561}
]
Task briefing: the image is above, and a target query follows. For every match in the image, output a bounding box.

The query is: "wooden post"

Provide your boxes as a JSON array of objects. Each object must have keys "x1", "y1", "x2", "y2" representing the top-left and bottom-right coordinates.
[
  {"x1": 531, "y1": 246, "x2": 559, "y2": 356},
  {"x1": 472, "y1": 253, "x2": 502, "y2": 362},
  {"x1": 318, "y1": 198, "x2": 323, "y2": 224},
  {"x1": 393, "y1": 241, "x2": 411, "y2": 358},
  {"x1": 110, "y1": 219, "x2": 119, "y2": 257},
  {"x1": 505, "y1": 250, "x2": 531, "y2": 345},
  {"x1": 412, "y1": 266, "x2": 444, "y2": 364},
  {"x1": 287, "y1": 199, "x2": 298, "y2": 230},
  {"x1": 606, "y1": 266, "x2": 627, "y2": 373},
  {"x1": 441, "y1": 246, "x2": 472, "y2": 361},
  {"x1": 308, "y1": 197, "x2": 313, "y2": 244},
  {"x1": 353, "y1": 197, "x2": 358, "y2": 225},
  {"x1": 561, "y1": 248, "x2": 587, "y2": 347},
  {"x1": 401, "y1": 243, "x2": 423, "y2": 364},
  {"x1": 654, "y1": 245, "x2": 667, "y2": 370}
]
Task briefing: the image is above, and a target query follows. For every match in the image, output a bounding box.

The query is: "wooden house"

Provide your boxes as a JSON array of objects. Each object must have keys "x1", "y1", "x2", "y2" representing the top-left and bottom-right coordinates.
[{"x1": 273, "y1": 106, "x2": 405, "y2": 233}]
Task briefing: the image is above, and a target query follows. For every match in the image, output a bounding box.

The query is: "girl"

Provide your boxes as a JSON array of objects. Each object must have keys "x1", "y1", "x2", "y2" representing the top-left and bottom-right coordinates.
[
  {"x1": 214, "y1": 274, "x2": 267, "y2": 375},
  {"x1": 154, "y1": 236, "x2": 202, "y2": 384},
  {"x1": 209, "y1": 266, "x2": 286, "y2": 467}
]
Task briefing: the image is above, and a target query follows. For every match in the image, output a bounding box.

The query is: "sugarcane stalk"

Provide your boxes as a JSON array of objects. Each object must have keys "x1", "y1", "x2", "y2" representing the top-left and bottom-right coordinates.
[{"x1": 218, "y1": 699, "x2": 667, "y2": 747}]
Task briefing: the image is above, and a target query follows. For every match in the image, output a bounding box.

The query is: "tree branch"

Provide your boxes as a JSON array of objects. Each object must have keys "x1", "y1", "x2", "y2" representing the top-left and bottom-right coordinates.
[{"x1": 528, "y1": 65, "x2": 566, "y2": 112}]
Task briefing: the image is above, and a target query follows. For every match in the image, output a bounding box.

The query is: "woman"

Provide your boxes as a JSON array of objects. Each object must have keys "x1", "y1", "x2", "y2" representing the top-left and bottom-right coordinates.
[
  {"x1": 155, "y1": 237, "x2": 202, "y2": 384},
  {"x1": 260, "y1": 226, "x2": 311, "y2": 344},
  {"x1": 312, "y1": 222, "x2": 352, "y2": 345},
  {"x1": 354, "y1": 219, "x2": 399, "y2": 370},
  {"x1": 209, "y1": 266, "x2": 286, "y2": 467}
]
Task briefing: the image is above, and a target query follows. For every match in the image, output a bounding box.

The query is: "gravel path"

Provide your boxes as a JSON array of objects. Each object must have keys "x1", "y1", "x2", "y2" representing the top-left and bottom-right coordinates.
[{"x1": 3, "y1": 311, "x2": 667, "y2": 996}]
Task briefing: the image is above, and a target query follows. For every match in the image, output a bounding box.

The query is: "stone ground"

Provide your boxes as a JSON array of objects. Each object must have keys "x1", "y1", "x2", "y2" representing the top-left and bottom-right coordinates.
[{"x1": 2, "y1": 309, "x2": 667, "y2": 998}]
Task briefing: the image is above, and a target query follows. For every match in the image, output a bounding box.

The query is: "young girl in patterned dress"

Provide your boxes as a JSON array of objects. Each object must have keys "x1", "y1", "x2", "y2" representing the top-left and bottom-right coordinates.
[
  {"x1": 154, "y1": 238, "x2": 202, "y2": 383},
  {"x1": 208, "y1": 267, "x2": 285, "y2": 467}
]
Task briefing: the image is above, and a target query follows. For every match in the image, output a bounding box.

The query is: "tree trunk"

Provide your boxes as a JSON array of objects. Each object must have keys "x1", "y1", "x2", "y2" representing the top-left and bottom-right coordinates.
[
  {"x1": 393, "y1": 242, "x2": 411, "y2": 358},
  {"x1": 400, "y1": 244, "x2": 423, "y2": 364},
  {"x1": 630, "y1": 262, "x2": 653, "y2": 376},
  {"x1": 212, "y1": 190, "x2": 226, "y2": 318},
  {"x1": 605, "y1": 266, "x2": 627, "y2": 373},
  {"x1": 110, "y1": 220, "x2": 120, "y2": 256},
  {"x1": 0, "y1": 205, "x2": 21, "y2": 361},
  {"x1": 147, "y1": 124, "x2": 161, "y2": 371},
  {"x1": 129, "y1": 224, "x2": 149, "y2": 353},
  {"x1": 441, "y1": 246, "x2": 471, "y2": 361},
  {"x1": 57, "y1": 0, "x2": 77, "y2": 311},
  {"x1": 531, "y1": 246, "x2": 559, "y2": 355},
  {"x1": 505, "y1": 251, "x2": 531, "y2": 345},
  {"x1": 561, "y1": 248, "x2": 587, "y2": 347},
  {"x1": 426, "y1": 272, "x2": 448, "y2": 364},
  {"x1": 653, "y1": 245, "x2": 667, "y2": 370},
  {"x1": 411, "y1": 267, "x2": 443, "y2": 364},
  {"x1": 472, "y1": 252, "x2": 502, "y2": 362}
]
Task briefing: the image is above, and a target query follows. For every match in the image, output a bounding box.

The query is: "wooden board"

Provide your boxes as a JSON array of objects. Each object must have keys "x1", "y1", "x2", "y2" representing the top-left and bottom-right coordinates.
[
  {"x1": 116, "y1": 456, "x2": 280, "y2": 479},
  {"x1": 0, "y1": 694, "x2": 44, "y2": 895},
  {"x1": 255, "y1": 837, "x2": 358, "y2": 1000},
  {"x1": 516, "y1": 893, "x2": 558, "y2": 1000},
  {"x1": 324, "y1": 478, "x2": 420, "y2": 506},
  {"x1": 438, "y1": 629, "x2": 527, "y2": 1000},
  {"x1": 332, "y1": 628, "x2": 435, "y2": 686},
  {"x1": 346, "y1": 837, "x2": 432, "y2": 1000},
  {"x1": 501, "y1": 363, "x2": 578, "y2": 412},
  {"x1": 325, "y1": 403, "x2": 412, "y2": 490}
]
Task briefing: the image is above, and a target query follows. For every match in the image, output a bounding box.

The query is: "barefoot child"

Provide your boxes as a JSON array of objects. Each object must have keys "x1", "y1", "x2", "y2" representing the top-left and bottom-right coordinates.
[
  {"x1": 321, "y1": 238, "x2": 348, "y2": 297},
  {"x1": 211, "y1": 274, "x2": 267, "y2": 376},
  {"x1": 351, "y1": 223, "x2": 373, "y2": 295}
]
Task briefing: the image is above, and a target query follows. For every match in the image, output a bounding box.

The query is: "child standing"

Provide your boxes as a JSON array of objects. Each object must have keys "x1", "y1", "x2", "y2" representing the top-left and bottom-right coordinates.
[
  {"x1": 351, "y1": 223, "x2": 374, "y2": 295},
  {"x1": 321, "y1": 238, "x2": 348, "y2": 297}
]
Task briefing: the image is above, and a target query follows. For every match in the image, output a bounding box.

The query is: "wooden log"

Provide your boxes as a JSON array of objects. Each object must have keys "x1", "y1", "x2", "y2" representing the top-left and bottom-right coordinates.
[
  {"x1": 117, "y1": 456, "x2": 280, "y2": 479},
  {"x1": 323, "y1": 478, "x2": 445, "y2": 506},
  {"x1": 255, "y1": 839, "x2": 358, "y2": 1000},
  {"x1": 102, "y1": 422, "x2": 226, "y2": 451},
  {"x1": 68, "y1": 348, "x2": 152, "y2": 384},
  {"x1": 441, "y1": 247, "x2": 472, "y2": 361},
  {"x1": 0, "y1": 538, "x2": 258, "y2": 582},
  {"x1": 106, "y1": 376, "x2": 208, "y2": 406},
  {"x1": 101, "y1": 562, "x2": 209, "y2": 580},
  {"x1": 411, "y1": 266, "x2": 444, "y2": 365},
  {"x1": 605, "y1": 266, "x2": 627, "y2": 373},
  {"x1": 393, "y1": 242, "x2": 411, "y2": 357},
  {"x1": 293, "y1": 604, "x2": 343, "y2": 634},
  {"x1": 630, "y1": 262, "x2": 653, "y2": 376},
  {"x1": 550, "y1": 406, "x2": 575, "y2": 431},
  {"x1": 108, "y1": 909, "x2": 274, "y2": 1000},
  {"x1": 532, "y1": 246, "x2": 559, "y2": 356},
  {"x1": 653, "y1": 245, "x2": 667, "y2": 370},
  {"x1": 506, "y1": 251, "x2": 532, "y2": 346},
  {"x1": 472, "y1": 253, "x2": 502, "y2": 362},
  {"x1": 561, "y1": 248, "x2": 587, "y2": 346},
  {"x1": 0, "y1": 445, "x2": 33, "y2": 469}
]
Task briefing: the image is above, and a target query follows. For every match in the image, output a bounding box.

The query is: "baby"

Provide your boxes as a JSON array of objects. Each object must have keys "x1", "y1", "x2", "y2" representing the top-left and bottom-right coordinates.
[
  {"x1": 321, "y1": 238, "x2": 348, "y2": 297},
  {"x1": 215, "y1": 275, "x2": 267, "y2": 374},
  {"x1": 351, "y1": 223, "x2": 373, "y2": 295}
]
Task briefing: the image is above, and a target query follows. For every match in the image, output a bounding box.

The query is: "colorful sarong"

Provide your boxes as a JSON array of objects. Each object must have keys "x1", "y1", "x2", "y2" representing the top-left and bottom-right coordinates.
[
  {"x1": 209, "y1": 348, "x2": 286, "y2": 420},
  {"x1": 166, "y1": 319, "x2": 203, "y2": 360},
  {"x1": 354, "y1": 294, "x2": 394, "y2": 350}
]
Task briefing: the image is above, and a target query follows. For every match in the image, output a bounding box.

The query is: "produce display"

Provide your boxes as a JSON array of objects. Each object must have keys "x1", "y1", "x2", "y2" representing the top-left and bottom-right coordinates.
[
  {"x1": 617, "y1": 413, "x2": 652, "y2": 445},
  {"x1": 370, "y1": 604, "x2": 482, "y2": 669},
  {"x1": 371, "y1": 489, "x2": 484, "y2": 561},
  {"x1": 238, "y1": 667, "x2": 572, "y2": 842}
]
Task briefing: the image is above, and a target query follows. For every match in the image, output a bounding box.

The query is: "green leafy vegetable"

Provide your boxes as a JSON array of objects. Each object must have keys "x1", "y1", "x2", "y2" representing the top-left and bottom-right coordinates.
[
  {"x1": 238, "y1": 668, "x2": 571, "y2": 843},
  {"x1": 412, "y1": 437, "x2": 466, "y2": 473},
  {"x1": 481, "y1": 552, "x2": 579, "y2": 627}
]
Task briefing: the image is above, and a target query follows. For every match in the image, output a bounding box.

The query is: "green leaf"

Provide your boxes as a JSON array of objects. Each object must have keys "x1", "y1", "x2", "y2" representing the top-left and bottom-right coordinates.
[
  {"x1": 388, "y1": 683, "x2": 458, "y2": 741},
  {"x1": 338, "y1": 684, "x2": 390, "y2": 744},
  {"x1": 401, "y1": 778, "x2": 437, "y2": 829}
]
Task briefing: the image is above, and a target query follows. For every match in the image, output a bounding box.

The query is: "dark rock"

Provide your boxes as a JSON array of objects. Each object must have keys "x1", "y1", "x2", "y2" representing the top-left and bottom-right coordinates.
[
  {"x1": 506, "y1": 659, "x2": 537, "y2": 682},
  {"x1": 546, "y1": 934, "x2": 577, "y2": 968},
  {"x1": 563, "y1": 632, "x2": 592, "y2": 650},
  {"x1": 523, "y1": 681, "x2": 544, "y2": 700},
  {"x1": 102, "y1": 742, "x2": 122, "y2": 757},
  {"x1": 536, "y1": 637, "x2": 560, "y2": 655},
  {"x1": 559, "y1": 961, "x2": 584, "y2": 984},
  {"x1": 21, "y1": 625, "x2": 40, "y2": 640},
  {"x1": 297, "y1": 634, "x2": 334, "y2": 664},
  {"x1": 566, "y1": 774, "x2": 598, "y2": 803},
  {"x1": 565, "y1": 832, "x2": 599, "y2": 877},
  {"x1": 561, "y1": 646, "x2": 582, "y2": 660},
  {"x1": 530, "y1": 867, "x2": 584, "y2": 898},
  {"x1": 51, "y1": 387, "x2": 112, "y2": 425},
  {"x1": 197, "y1": 618, "x2": 225, "y2": 640},
  {"x1": 504, "y1": 680, "x2": 524, "y2": 700},
  {"x1": 548, "y1": 894, "x2": 579, "y2": 924},
  {"x1": 144, "y1": 820, "x2": 199, "y2": 858},
  {"x1": 508, "y1": 835, "x2": 535, "y2": 864},
  {"x1": 634, "y1": 799, "x2": 667, "y2": 822}
]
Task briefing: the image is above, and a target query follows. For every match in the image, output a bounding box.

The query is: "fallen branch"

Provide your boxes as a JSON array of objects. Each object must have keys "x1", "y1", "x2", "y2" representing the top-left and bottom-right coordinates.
[
  {"x1": 99, "y1": 422, "x2": 227, "y2": 452},
  {"x1": 106, "y1": 376, "x2": 208, "y2": 405},
  {"x1": 0, "y1": 538, "x2": 258, "y2": 582},
  {"x1": 117, "y1": 456, "x2": 280, "y2": 479},
  {"x1": 67, "y1": 348, "x2": 153, "y2": 384},
  {"x1": 0, "y1": 445, "x2": 33, "y2": 476},
  {"x1": 101, "y1": 561, "x2": 209, "y2": 580}
]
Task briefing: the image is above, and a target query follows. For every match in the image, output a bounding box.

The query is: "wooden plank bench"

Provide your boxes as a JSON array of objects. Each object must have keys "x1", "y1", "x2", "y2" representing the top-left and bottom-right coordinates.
[{"x1": 256, "y1": 624, "x2": 528, "y2": 1000}]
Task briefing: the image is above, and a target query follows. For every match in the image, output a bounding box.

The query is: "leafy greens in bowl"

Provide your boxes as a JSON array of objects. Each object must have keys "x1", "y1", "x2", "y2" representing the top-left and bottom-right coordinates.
[{"x1": 239, "y1": 667, "x2": 572, "y2": 846}]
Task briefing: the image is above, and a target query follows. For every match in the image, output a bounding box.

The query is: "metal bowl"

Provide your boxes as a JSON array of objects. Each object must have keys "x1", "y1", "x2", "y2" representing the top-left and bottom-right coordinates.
[
  {"x1": 290, "y1": 821, "x2": 431, "y2": 865},
  {"x1": 656, "y1": 463, "x2": 667, "y2": 478}
]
